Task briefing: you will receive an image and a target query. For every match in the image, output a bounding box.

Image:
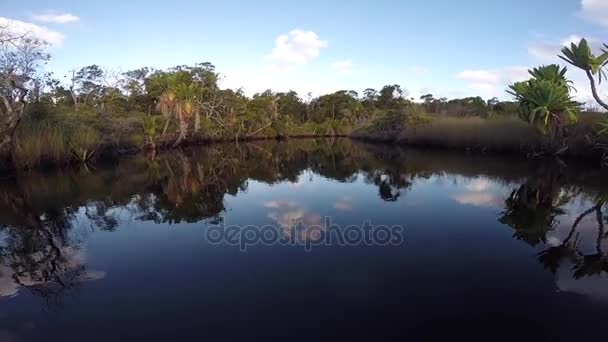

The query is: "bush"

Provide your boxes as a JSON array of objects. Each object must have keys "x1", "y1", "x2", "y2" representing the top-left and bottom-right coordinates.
[{"x1": 352, "y1": 108, "x2": 431, "y2": 141}]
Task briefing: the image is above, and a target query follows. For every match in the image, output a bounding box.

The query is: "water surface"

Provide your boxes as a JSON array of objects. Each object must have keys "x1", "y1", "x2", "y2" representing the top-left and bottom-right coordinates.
[{"x1": 1, "y1": 139, "x2": 608, "y2": 341}]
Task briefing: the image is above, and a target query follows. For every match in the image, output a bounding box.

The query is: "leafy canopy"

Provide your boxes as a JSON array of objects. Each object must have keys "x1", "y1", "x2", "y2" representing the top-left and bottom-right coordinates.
[
  {"x1": 559, "y1": 38, "x2": 608, "y2": 82},
  {"x1": 508, "y1": 65, "x2": 580, "y2": 135}
]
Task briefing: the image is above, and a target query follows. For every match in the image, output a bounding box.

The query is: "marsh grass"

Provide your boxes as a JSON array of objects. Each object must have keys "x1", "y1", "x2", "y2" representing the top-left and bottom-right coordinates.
[
  {"x1": 13, "y1": 121, "x2": 71, "y2": 169},
  {"x1": 354, "y1": 111, "x2": 608, "y2": 160},
  {"x1": 13, "y1": 119, "x2": 103, "y2": 169},
  {"x1": 397, "y1": 116, "x2": 541, "y2": 152}
]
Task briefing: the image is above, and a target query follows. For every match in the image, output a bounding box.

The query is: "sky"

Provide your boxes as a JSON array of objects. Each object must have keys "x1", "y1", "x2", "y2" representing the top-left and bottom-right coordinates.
[{"x1": 1, "y1": 0, "x2": 608, "y2": 101}]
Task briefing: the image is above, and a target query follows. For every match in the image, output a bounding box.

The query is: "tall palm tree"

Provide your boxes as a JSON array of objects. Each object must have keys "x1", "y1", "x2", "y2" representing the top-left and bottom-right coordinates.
[
  {"x1": 171, "y1": 83, "x2": 201, "y2": 147},
  {"x1": 156, "y1": 88, "x2": 177, "y2": 137},
  {"x1": 559, "y1": 39, "x2": 608, "y2": 110},
  {"x1": 155, "y1": 78, "x2": 202, "y2": 147}
]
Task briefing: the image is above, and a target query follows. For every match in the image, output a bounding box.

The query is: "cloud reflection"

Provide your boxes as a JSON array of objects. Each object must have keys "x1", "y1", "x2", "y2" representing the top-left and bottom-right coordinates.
[
  {"x1": 333, "y1": 196, "x2": 353, "y2": 211},
  {"x1": 453, "y1": 177, "x2": 506, "y2": 209},
  {"x1": 265, "y1": 199, "x2": 324, "y2": 242}
]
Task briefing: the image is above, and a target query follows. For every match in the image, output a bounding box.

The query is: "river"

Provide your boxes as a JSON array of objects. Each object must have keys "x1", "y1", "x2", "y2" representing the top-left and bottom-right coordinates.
[{"x1": 1, "y1": 138, "x2": 607, "y2": 341}]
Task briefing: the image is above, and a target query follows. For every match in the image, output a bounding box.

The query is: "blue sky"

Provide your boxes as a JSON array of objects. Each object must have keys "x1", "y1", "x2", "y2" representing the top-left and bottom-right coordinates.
[{"x1": 1, "y1": 0, "x2": 607, "y2": 100}]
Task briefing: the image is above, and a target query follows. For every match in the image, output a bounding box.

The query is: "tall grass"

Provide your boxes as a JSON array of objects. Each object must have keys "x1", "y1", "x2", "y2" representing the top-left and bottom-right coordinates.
[
  {"x1": 353, "y1": 111, "x2": 608, "y2": 160},
  {"x1": 13, "y1": 120, "x2": 102, "y2": 169},
  {"x1": 397, "y1": 116, "x2": 541, "y2": 152},
  {"x1": 13, "y1": 121, "x2": 71, "y2": 169}
]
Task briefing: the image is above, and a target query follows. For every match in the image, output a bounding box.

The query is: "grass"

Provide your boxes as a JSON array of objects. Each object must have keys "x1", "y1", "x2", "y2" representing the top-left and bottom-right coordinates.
[
  {"x1": 13, "y1": 120, "x2": 105, "y2": 169},
  {"x1": 397, "y1": 116, "x2": 541, "y2": 152},
  {"x1": 13, "y1": 121, "x2": 71, "y2": 169},
  {"x1": 353, "y1": 110, "x2": 608, "y2": 161},
  {"x1": 11, "y1": 106, "x2": 145, "y2": 169}
]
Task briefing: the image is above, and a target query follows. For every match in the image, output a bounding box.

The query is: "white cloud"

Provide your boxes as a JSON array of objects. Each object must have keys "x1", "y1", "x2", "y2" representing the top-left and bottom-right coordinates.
[
  {"x1": 456, "y1": 66, "x2": 529, "y2": 99},
  {"x1": 580, "y1": 0, "x2": 608, "y2": 27},
  {"x1": 528, "y1": 41, "x2": 561, "y2": 61},
  {"x1": 265, "y1": 29, "x2": 328, "y2": 71},
  {"x1": 0, "y1": 17, "x2": 65, "y2": 46},
  {"x1": 561, "y1": 34, "x2": 584, "y2": 46},
  {"x1": 528, "y1": 35, "x2": 596, "y2": 63},
  {"x1": 333, "y1": 59, "x2": 353, "y2": 75},
  {"x1": 32, "y1": 11, "x2": 80, "y2": 24}
]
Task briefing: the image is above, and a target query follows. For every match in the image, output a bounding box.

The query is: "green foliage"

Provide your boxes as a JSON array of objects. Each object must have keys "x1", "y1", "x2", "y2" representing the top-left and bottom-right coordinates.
[
  {"x1": 68, "y1": 126, "x2": 100, "y2": 163},
  {"x1": 560, "y1": 39, "x2": 608, "y2": 82},
  {"x1": 508, "y1": 65, "x2": 579, "y2": 136},
  {"x1": 13, "y1": 121, "x2": 70, "y2": 169},
  {"x1": 12, "y1": 118, "x2": 102, "y2": 168},
  {"x1": 142, "y1": 116, "x2": 159, "y2": 137},
  {"x1": 528, "y1": 64, "x2": 575, "y2": 90}
]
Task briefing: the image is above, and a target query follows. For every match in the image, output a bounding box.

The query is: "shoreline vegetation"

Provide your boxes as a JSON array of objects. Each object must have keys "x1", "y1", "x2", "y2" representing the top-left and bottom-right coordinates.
[{"x1": 1, "y1": 25, "x2": 608, "y2": 173}]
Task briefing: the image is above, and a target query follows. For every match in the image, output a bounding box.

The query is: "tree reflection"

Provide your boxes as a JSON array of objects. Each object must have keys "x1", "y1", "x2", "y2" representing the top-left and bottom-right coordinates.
[
  {"x1": 0, "y1": 187, "x2": 89, "y2": 310},
  {"x1": 0, "y1": 139, "x2": 423, "y2": 305},
  {"x1": 499, "y1": 167, "x2": 570, "y2": 246},
  {"x1": 500, "y1": 166, "x2": 608, "y2": 281}
]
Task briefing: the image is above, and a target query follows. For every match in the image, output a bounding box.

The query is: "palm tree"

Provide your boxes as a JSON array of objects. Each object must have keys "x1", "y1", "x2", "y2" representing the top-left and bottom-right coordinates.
[
  {"x1": 559, "y1": 39, "x2": 608, "y2": 110},
  {"x1": 156, "y1": 88, "x2": 177, "y2": 138},
  {"x1": 142, "y1": 116, "x2": 158, "y2": 151},
  {"x1": 508, "y1": 65, "x2": 580, "y2": 150},
  {"x1": 155, "y1": 79, "x2": 202, "y2": 147},
  {"x1": 171, "y1": 83, "x2": 201, "y2": 147}
]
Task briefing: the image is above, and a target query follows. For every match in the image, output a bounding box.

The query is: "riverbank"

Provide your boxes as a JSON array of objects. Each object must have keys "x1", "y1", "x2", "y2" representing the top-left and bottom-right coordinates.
[
  {"x1": 1, "y1": 110, "x2": 606, "y2": 174},
  {"x1": 351, "y1": 112, "x2": 608, "y2": 164}
]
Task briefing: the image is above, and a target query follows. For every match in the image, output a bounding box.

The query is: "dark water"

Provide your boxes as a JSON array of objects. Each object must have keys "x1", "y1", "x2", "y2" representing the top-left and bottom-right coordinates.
[{"x1": 1, "y1": 139, "x2": 608, "y2": 341}]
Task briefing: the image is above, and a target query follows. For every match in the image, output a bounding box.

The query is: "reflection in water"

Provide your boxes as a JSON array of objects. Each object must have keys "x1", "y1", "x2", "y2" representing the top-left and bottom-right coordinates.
[
  {"x1": 0, "y1": 138, "x2": 608, "y2": 338},
  {"x1": 499, "y1": 166, "x2": 570, "y2": 246},
  {"x1": 452, "y1": 178, "x2": 505, "y2": 208},
  {"x1": 0, "y1": 139, "x2": 421, "y2": 306}
]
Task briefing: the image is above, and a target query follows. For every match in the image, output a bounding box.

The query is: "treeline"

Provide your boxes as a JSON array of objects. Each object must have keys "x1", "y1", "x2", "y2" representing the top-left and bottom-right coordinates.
[
  {"x1": 2, "y1": 27, "x2": 608, "y2": 171},
  {"x1": 32, "y1": 63, "x2": 519, "y2": 121},
  {"x1": 7, "y1": 59, "x2": 522, "y2": 169}
]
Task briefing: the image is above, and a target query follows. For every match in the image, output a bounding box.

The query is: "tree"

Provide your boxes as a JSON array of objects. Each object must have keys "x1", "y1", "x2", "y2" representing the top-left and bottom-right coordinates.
[
  {"x1": 487, "y1": 97, "x2": 499, "y2": 114},
  {"x1": 559, "y1": 39, "x2": 608, "y2": 110},
  {"x1": 276, "y1": 91, "x2": 306, "y2": 122},
  {"x1": 68, "y1": 65, "x2": 104, "y2": 110},
  {"x1": 508, "y1": 65, "x2": 579, "y2": 150},
  {"x1": 420, "y1": 93, "x2": 434, "y2": 112},
  {"x1": 377, "y1": 84, "x2": 406, "y2": 109},
  {"x1": 0, "y1": 27, "x2": 50, "y2": 158}
]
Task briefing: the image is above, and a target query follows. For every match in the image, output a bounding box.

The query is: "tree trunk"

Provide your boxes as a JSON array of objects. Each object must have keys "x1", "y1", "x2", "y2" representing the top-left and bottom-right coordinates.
[
  {"x1": 69, "y1": 88, "x2": 78, "y2": 112},
  {"x1": 0, "y1": 95, "x2": 26, "y2": 162},
  {"x1": 144, "y1": 135, "x2": 156, "y2": 151},
  {"x1": 172, "y1": 113, "x2": 188, "y2": 148},
  {"x1": 194, "y1": 112, "x2": 201, "y2": 133},
  {"x1": 586, "y1": 70, "x2": 608, "y2": 111}
]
